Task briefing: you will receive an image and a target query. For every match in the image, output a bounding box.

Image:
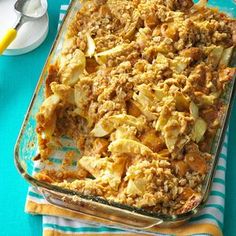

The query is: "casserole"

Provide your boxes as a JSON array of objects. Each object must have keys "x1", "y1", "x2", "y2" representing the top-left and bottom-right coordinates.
[{"x1": 15, "y1": 0, "x2": 236, "y2": 233}]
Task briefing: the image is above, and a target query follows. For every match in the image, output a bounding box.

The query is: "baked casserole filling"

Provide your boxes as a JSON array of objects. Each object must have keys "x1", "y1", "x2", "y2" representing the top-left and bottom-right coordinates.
[{"x1": 36, "y1": 0, "x2": 236, "y2": 215}]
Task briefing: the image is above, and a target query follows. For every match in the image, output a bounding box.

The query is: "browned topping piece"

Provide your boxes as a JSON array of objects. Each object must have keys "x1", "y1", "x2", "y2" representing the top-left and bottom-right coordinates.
[
  {"x1": 93, "y1": 138, "x2": 109, "y2": 155},
  {"x1": 35, "y1": 172, "x2": 54, "y2": 183},
  {"x1": 85, "y1": 58, "x2": 99, "y2": 74},
  {"x1": 33, "y1": 153, "x2": 41, "y2": 161},
  {"x1": 181, "y1": 187, "x2": 195, "y2": 200},
  {"x1": 45, "y1": 65, "x2": 59, "y2": 97},
  {"x1": 127, "y1": 101, "x2": 142, "y2": 117},
  {"x1": 174, "y1": 160, "x2": 189, "y2": 177},
  {"x1": 140, "y1": 130, "x2": 165, "y2": 153},
  {"x1": 185, "y1": 152, "x2": 207, "y2": 174},
  {"x1": 180, "y1": 47, "x2": 203, "y2": 62},
  {"x1": 177, "y1": 192, "x2": 202, "y2": 214}
]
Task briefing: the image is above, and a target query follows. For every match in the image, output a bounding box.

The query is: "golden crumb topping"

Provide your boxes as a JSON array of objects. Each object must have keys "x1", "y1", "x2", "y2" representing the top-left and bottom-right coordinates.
[{"x1": 36, "y1": 0, "x2": 235, "y2": 215}]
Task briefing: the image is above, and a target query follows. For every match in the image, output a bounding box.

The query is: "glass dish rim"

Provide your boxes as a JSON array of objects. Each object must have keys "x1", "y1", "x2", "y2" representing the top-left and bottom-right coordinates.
[{"x1": 14, "y1": 0, "x2": 236, "y2": 224}]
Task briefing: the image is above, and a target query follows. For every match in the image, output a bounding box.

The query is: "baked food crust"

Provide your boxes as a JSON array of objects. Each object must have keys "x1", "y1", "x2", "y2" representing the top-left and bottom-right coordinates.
[{"x1": 35, "y1": 0, "x2": 236, "y2": 215}]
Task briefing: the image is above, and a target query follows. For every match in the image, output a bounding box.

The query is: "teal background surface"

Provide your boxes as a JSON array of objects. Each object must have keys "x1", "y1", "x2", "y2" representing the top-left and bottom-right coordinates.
[{"x1": 0, "y1": 0, "x2": 235, "y2": 235}]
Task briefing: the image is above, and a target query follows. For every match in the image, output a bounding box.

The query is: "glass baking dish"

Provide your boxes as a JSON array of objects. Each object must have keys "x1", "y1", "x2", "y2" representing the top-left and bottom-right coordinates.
[{"x1": 14, "y1": 0, "x2": 236, "y2": 233}]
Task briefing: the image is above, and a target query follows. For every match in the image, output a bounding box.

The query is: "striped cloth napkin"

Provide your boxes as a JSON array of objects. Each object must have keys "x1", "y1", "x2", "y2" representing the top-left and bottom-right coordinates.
[{"x1": 25, "y1": 5, "x2": 228, "y2": 236}]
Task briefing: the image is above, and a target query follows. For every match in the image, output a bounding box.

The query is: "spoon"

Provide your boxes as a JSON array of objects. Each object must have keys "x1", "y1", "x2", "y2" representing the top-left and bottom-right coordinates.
[{"x1": 0, "y1": 0, "x2": 48, "y2": 55}]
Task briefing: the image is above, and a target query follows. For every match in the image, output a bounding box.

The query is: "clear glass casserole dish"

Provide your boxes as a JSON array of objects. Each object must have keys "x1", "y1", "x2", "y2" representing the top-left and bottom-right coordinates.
[{"x1": 14, "y1": 0, "x2": 236, "y2": 233}]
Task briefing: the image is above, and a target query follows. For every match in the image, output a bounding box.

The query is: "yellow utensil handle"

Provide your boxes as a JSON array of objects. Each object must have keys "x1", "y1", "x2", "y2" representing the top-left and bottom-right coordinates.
[{"x1": 0, "y1": 29, "x2": 17, "y2": 55}]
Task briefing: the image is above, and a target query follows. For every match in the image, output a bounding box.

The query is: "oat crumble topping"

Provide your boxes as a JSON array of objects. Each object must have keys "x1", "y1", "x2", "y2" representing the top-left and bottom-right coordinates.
[{"x1": 35, "y1": 0, "x2": 235, "y2": 215}]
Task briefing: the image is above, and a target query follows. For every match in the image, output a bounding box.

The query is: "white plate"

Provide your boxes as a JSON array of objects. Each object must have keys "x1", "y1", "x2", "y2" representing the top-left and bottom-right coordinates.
[{"x1": 0, "y1": 0, "x2": 49, "y2": 56}]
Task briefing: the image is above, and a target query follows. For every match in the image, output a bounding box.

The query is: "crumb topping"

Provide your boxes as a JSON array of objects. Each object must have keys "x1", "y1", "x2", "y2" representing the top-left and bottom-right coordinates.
[{"x1": 35, "y1": 0, "x2": 235, "y2": 215}]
